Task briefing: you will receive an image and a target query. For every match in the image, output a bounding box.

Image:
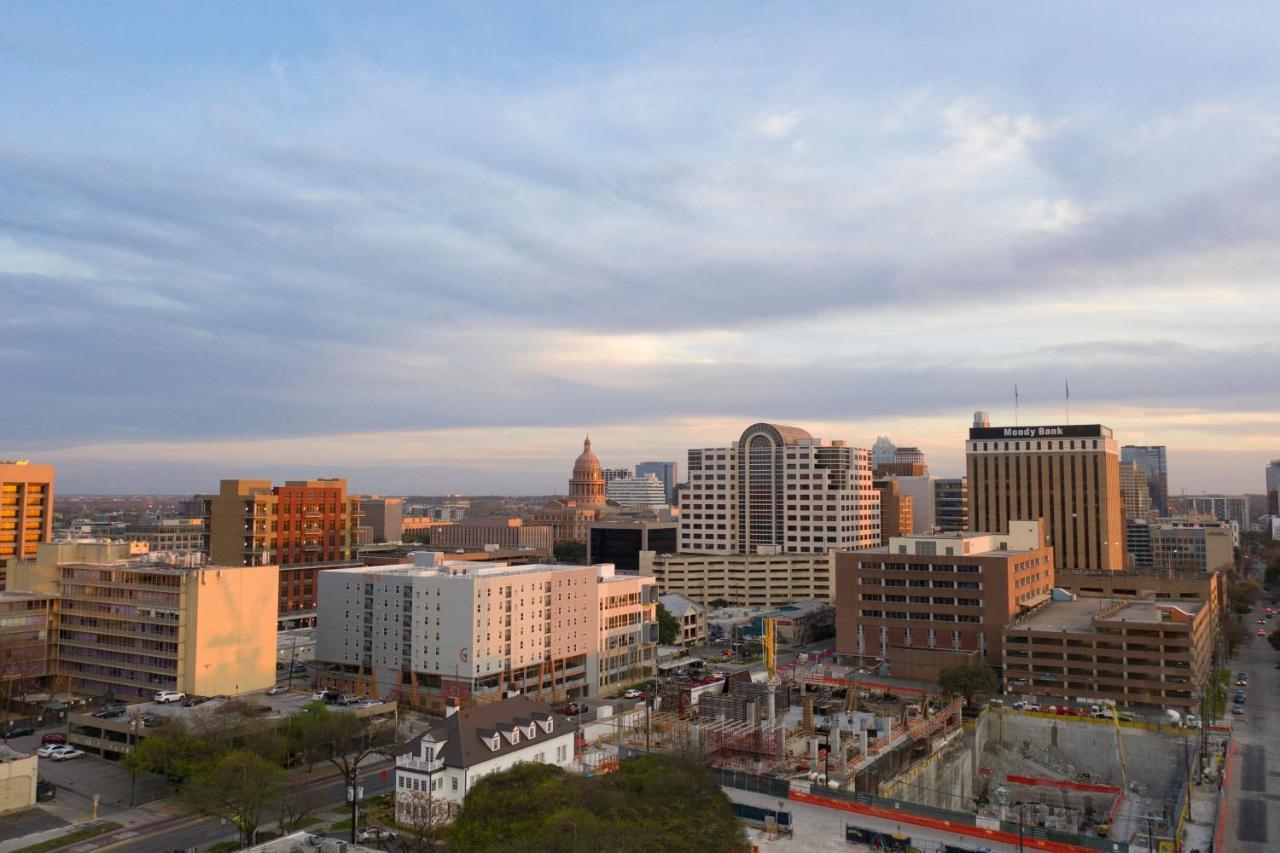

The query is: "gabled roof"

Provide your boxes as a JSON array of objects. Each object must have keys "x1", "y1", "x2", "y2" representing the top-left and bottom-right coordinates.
[
  {"x1": 402, "y1": 695, "x2": 577, "y2": 770},
  {"x1": 659, "y1": 593, "x2": 703, "y2": 618}
]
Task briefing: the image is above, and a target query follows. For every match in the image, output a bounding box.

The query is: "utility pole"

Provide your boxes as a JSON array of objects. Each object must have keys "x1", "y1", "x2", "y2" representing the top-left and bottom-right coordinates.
[{"x1": 287, "y1": 635, "x2": 299, "y2": 690}]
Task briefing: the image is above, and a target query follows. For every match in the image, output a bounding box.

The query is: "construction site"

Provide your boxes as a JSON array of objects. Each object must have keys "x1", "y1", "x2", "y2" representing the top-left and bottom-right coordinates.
[{"x1": 582, "y1": 619, "x2": 1200, "y2": 851}]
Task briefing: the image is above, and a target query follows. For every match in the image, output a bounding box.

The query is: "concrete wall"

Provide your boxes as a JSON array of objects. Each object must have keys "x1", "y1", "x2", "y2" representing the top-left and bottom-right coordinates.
[
  {"x1": 185, "y1": 565, "x2": 280, "y2": 696},
  {"x1": 0, "y1": 754, "x2": 36, "y2": 815}
]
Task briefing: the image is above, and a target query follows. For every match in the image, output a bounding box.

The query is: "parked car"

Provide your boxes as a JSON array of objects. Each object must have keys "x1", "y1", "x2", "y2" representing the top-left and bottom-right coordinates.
[
  {"x1": 154, "y1": 690, "x2": 185, "y2": 704},
  {"x1": 1234, "y1": 691, "x2": 1246, "y2": 704},
  {"x1": 37, "y1": 743, "x2": 71, "y2": 758},
  {"x1": 1257, "y1": 628, "x2": 1267, "y2": 637},
  {"x1": 1232, "y1": 704, "x2": 1245, "y2": 715},
  {"x1": 1185, "y1": 714, "x2": 1201, "y2": 728},
  {"x1": 4, "y1": 722, "x2": 34, "y2": 738},
  {"x1": 337, "y1": 693, "x2": 360, "y2": 706},
  {"x1": 41, "y1": 733, "x2": 67, "y2": 746},
  {"x1": 560, "y1": 703, "x2": 587, "y2": 716},
  {"x1": 140, "y1": 713, "x2": 160, "y2": 727},
  {"x1": 623, "y1": 689, "x2": 642, "y2": 699},
  {"x1": 356, "y1": 828, "x2": 397, "y2": 843},
  {"x1": 50, "y1": 748, "x2": 84, "y2": 762},
  {"x1": 92, "y1": 705, "x2": 126, "y2": 719},
  {"x1": 292, "y1": 663, "x2": 308, "y2": 674},
  {"x1": 266, "y1": 685, "x2": 286, "y2": 696},
  {"x1": 1236, "y1": 673, "x2": 1248, "y2": 686},
  {"x1": 180, "y1": 695, "x2": 209, "y2": 707}
]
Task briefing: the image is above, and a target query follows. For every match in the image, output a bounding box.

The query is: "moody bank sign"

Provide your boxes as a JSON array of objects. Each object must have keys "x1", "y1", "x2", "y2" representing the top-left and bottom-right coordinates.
[{"x1": 968, "y1": 424, "x2": 1107, "y2": 440}]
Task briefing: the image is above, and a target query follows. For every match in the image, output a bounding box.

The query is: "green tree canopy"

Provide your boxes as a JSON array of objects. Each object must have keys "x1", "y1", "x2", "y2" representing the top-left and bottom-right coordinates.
[
  {"x1": 554, "y1": 540, "x2": 588, "y2": 564},
  {"x1": 449, "y1": 755, "x2": 748, "y2": 852},
  {"x1": 939, "y1": 664, "x2": 998, "y2": 704},
  {"x1": 184, "y1": 750, "x2": 285, "y2": 847},
  {"x1": 656, "y1": 602, "x2": 680, "y2": 645}
]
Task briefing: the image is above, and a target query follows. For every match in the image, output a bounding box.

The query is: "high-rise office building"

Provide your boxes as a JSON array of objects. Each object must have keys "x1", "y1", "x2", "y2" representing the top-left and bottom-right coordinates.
[
  {"x1": 202, "y1": 478, "x2": 363, "y2": 627},
  {"x1": 605, "y1": 474, "x2": 668, "y2": 509},
  {"x1": 1118, "y1": 461, "x2": 1152, "y2": 520},
  {"x1": 872, "y1": 479, "x2": 913, "y2": 544},
  {"x1": 933, "y1": 477, "x2": 969, "y2": 532},
  {"x1": 870, "y1": 436, "x2": 897, "y2": 467},
  {"x1": 679, "y1": 422, "x2": 879, "y2": 555},
  {"x1": 1120, "y1": 446, "x2": 1169, "y2": 516},
  {"x1": 360, "y1": 496, "x2": 405, "y2": 543},
  {"x1": 892, "y1": 447, "x2": 927, "y2": 470},
  {"x1": 967, "y1": 422, "x2": 1124, "y2": 571},
  {"x1": 1183, "y1": 495, "x2": 1250, "y2": 530},
  {"x1": 635, "y1": 461, "x2": 678, "y2": 504},
  {"x1": 601, "y1": 468, "x2": 632, "y2": 483},
  {"x1": 1266, "y1": 460, "x2": 1280, "y2": 516},
  {"x1": 0, "y1": 461, "x2": 55, "y2": 564}
]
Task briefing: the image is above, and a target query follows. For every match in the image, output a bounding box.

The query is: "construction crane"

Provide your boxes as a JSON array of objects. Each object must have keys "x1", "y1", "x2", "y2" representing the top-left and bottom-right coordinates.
[
  {"x1": 763, "y1": 617, "x2": 779, "y2": 726},
  {"x1": 1103, "y1": 699, "x2": 1130, "y2": 793}
]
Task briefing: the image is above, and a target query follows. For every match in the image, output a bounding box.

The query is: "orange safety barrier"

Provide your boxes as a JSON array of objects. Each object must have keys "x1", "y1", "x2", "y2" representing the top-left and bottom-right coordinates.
[{"x1": 790, "y1": 790, "x2": 1111, "y2": 853}]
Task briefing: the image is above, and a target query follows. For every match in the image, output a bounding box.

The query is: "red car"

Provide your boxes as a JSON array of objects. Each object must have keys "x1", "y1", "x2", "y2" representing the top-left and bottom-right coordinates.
[{"x1": 41, "y1": 733, "x2": 67, "y2": 746}]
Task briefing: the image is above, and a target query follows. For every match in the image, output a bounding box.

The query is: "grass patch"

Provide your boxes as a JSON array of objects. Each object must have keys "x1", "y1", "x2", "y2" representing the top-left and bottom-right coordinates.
[
  {"x1": 330, "y1": 818, "x2": 353, "y2": 831},
  {"x1": 294, "y1": 815, "x2": 324, "y2": 828},
  {"x1": 15, "y1": 821, "x2": 122, "y2": 853}
]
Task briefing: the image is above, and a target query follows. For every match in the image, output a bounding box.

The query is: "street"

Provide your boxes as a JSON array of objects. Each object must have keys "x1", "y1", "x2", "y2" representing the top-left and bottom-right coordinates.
[{"x1": 1221, "y1": 601, "x2": 1280, "y2": 852}]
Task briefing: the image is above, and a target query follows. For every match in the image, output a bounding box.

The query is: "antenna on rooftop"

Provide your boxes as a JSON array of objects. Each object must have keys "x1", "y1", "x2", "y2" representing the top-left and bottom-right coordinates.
[{"x1": 1014, "y1": 384, "x2": 1020, "y2": 427}]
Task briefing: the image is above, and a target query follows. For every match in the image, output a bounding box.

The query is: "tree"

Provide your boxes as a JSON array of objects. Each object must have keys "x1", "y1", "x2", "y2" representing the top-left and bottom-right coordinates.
[
  {"x1": 184, "y1": 750, "x2": 284, "y2": 848},
  {"x1": 1228, "y1": 579, "x2": 1264, "y2": 611},
  {"x1": 276, "y1": 785, "x2": 325, "y2": 836},
  {"x1": 1225, "y1": 615, "x2": 1248, "y2": 656},
  {"x1": 656, "y1": 603, "x2": 680, "y2": 645},
  {"x1": 301, "y1": 705, "x2": 399, "y2": 842},
  {"x1": 939, "y1": 664, "x2": 998, "y2": 706},
  {"x1": 554, "y1": 540, "x2": 588, "y2": 564},
  {"x1": 1269, "y1": 630, "x2": 1280, "y2": 653},
  {"x1": 449, "y1": 754, "x2": 747, "y2": 853},
  {"x1": 368, "y1": 789, "x2": 451, "y2": 852},
  {"x1": 125, "y1": 718, "x2": 226, "y2": 784}
]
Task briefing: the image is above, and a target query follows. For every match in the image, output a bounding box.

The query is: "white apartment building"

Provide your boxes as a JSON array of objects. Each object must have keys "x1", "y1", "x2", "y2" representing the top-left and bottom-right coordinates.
[
  {"x1": 605, "y1": 474, "x2": 668, "y2": 509},
  {"x1": 315, "y1": 554, "x2": 657, "y2": 713},
  {"x1": 679, "y1": 422, "x2": 879, "y2": 555},
  {"x1": 395, "y1": 696, "x2": 576, "y2": 822}
]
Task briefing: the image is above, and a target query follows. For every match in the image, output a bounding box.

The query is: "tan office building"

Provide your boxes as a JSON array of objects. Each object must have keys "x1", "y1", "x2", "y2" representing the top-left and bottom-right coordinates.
[
  {"x1": 0, "y1": 461, "x2": 55, "y2": 564},
  {"x1": 834, "y1": 520, "x2": 1054, "y2": 676},
  {"x1": 1003, "y1": 596, "x2": 1212, "y2": 712},
  {"x1": 967, "y1": 422, "x2": 1124, "y2": 571},
  {"x1": 13, "y1": 541, "x2": 277, "y2": 700},
  {"x1": 1118, "y1": 461, "x2": 1151, "y2": 520},
  {"x1": 873, "y1": 479, "x2": 913, "y2": 545},
  {"x1": 430, "y1": 517, "x2": 553, "y2": 556}
]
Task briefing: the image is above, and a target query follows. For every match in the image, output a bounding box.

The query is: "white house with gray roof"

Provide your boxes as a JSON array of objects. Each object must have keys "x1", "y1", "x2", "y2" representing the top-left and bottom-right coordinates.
[{"x1": 394, "y1": 695, "x2": 578, "y2": 822}]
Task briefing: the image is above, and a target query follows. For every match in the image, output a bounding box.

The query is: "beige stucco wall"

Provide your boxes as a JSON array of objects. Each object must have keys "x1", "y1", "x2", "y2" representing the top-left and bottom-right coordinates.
[
  {"x1": 182, "y1": 565, "x2": 279, "y2": 696},
  {"x1": 0, "y1": 753, "x2": 37, "y2": 815}
]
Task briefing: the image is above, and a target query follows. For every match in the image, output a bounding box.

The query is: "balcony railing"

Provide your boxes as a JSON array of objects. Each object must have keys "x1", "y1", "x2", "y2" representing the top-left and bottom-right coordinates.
[{"x1": 396, "y1": 755, "x2": 444, "y2": 773}]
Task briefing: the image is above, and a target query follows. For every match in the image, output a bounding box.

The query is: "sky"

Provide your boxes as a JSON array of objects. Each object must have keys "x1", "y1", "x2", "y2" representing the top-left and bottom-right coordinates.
[{"x1": 1, "y1": 2, "x2": 1278, "y2": 495}]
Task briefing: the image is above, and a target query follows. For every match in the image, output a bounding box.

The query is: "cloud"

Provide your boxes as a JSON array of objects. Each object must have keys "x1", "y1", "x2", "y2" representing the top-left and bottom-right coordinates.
[{"x1": 1, "y1": 5, "x2": 1279, "y2": 493}]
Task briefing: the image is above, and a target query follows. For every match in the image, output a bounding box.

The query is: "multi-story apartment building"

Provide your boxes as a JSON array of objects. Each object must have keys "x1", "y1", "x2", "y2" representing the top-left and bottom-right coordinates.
[
  {"x1": 314, "y1": 555, "x2": 657, "y2": 714},
  {"x1": 933, "y1": 477, "x2": 969, "y2": 532},
  {"x1": 635, "y1": 461, "x2": 679, "y2": 505},
  {"x1": 967, "y1": 421, "x2": 1124, "y2": 571},
  {"x1": 430, "y1": 517, "x2": 553, "y2": 556},
  {"x1": 360, "y1": 497, "x2": 404, "y2": 544},
  {"x1": 1118, "y1": 461, "x2": 1152, "y2": 520},
  {"x1": 0, "y1": 461, "x2": 55, "y2": 567},
  {"x1": 9, "y1": 541, "x2": 277, "y2": 700},
  {"x1": 123, "y1": 518, "x2": 206, "y2": 553},
  {"x1": 1003, "y1": 594, "x2": 1212, "y2": 712},
  {"x1": 679, "y1": 422, "x2": 879, "y2": 555},
  {"x1": 876, "y1": 475, "x2": 934, "y2": 533},
  {"x1": 657, "y1": 593, "x2": 706, "y2": 647},
  {"x1": 638, "y1": 550, "x2": 833, "y2": 606},
  {"x1": 202, "y1": 478, "x2": 363, "y2": 626},
  {"x1": 606, "y1": 474, "x2": 668, "y2": 509},
  {"x1": 1182, "y1": 495, "x2": 1250, "y2": 530},
  {"x1": 1120, "y1": 445, "x2": 1169, "y2": 516},
  {"x1": 873, "y1": 480, "x2": 913, "y2": 544},
  {"x1": 834, "y1": 520, "x2": 1054, "y2": 677},
  {"x1": 0, "y1": 592, "x2": 57, "y2": 691}
]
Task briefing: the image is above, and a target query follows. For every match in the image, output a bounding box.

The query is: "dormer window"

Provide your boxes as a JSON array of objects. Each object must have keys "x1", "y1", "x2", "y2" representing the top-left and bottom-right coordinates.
[
  {"x1": 539, "y1": 717, "x2": 554, "y2": 734},
  {"x1": 525, "y1": 723, "x2": 536, "y2": 738},
  {"x1": 489, "y1": 734, "x2": 501, "y2": 751}
]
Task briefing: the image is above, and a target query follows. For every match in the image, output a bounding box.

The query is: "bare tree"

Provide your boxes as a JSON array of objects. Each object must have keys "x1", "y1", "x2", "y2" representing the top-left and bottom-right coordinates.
[{"x1": 368, "y1": 789, "x2": 451, "y2": 852}]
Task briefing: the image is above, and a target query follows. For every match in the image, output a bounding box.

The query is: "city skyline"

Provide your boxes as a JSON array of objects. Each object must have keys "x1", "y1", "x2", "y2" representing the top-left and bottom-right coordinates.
[{"x1": 3, "y1": 4, "x2": 1278, "y2": 495}]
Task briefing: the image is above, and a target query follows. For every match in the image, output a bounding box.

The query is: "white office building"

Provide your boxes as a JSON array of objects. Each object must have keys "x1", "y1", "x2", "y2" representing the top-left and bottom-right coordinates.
[
  {"x1": 679, "y1": 422, "x2": 879, "y2": 556},
  {"x1": 606, "y1": 474, "x2": 668, "y2": 509}
]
